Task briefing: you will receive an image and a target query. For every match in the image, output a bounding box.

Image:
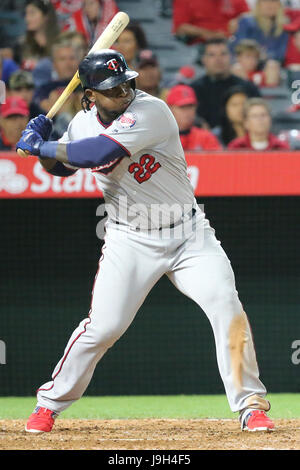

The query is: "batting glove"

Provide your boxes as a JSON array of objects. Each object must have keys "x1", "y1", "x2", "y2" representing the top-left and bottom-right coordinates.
[
  {"x1": 16, "y1": 129, "x2": 44, "y2": 156},
  {"x1": 27, "y1": 114, "x2": 53, "y2": 141}
]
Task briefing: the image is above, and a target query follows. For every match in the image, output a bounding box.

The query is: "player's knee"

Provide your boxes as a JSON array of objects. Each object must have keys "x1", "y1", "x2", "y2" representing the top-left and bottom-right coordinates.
[
  {"x1": 90, "y1": 323, "x2": 123, "y2": 349},
  {"x1": 202, "y1": 282, "x2": 241, "y2": 317}
]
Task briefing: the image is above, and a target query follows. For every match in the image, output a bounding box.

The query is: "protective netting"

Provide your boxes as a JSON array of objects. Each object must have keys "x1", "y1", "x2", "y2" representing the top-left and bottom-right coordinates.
[{"x1": 0, "y1": 197, "x2": 299, "y2": 396}]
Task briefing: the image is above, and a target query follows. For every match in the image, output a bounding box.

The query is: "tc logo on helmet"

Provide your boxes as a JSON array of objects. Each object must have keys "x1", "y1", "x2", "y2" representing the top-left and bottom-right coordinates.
[{"x1": 106, "y1": 59, "x2": 120, "y2": 71}]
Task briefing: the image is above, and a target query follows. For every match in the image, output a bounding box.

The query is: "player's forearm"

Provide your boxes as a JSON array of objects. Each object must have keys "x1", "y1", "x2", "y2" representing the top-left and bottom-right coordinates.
[
  {"x1": 38, "y1": 156, "x2": 58, "y2": 171},
  {"x1": 38, "y1": 153, "x2": 77, "y2": 177},
  {"x1": 39, "y1": 135, "x2": 129, "y2": 168}
]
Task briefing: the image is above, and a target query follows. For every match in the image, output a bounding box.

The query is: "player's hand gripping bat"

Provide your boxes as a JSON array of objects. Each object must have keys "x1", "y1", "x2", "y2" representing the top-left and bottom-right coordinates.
[{"x1": 17, "y1": 11, "x2": 130, "y2": 158}]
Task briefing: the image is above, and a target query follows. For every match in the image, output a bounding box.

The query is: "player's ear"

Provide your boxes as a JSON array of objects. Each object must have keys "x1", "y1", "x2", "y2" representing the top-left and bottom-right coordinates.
[{"x1": 85, "y1": 89, "x2": 96, "y2": 102}]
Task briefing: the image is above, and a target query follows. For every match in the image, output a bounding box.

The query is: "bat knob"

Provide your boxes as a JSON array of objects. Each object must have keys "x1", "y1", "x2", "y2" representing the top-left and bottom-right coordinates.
[{"x1": 17, "y1": 148, "x2": 30, "y2": 158}]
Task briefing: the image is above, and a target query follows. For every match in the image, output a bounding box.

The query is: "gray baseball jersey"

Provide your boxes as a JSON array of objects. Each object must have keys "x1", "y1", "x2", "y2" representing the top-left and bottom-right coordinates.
[{"x1": 60, "y1": 90, "x2": 196, "y2": 228}]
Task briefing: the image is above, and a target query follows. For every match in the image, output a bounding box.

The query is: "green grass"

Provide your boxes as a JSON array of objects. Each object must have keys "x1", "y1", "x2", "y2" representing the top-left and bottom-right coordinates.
[{"x1": 0, "y1": 394, "x2": 299, "y2": 420}]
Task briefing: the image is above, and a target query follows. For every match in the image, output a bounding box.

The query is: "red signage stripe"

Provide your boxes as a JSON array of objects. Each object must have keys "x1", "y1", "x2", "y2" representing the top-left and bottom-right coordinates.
[{"x1": 1, "y1": 151, "x2": 300, "y2": 198}]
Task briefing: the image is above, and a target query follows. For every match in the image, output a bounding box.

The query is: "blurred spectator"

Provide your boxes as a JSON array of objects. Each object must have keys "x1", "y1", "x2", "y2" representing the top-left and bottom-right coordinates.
[
  {"x1": 0, "y1": 1, "x2": 26, "y2": 59},
  {"x1": 232, "y1": 39, "x2": 281, "y2": 86},
  {"x1": 8, "y1": 70, "x2": 44, "y2": 119},
  {"x1": 0, "y1": 96, "x2": 29, "y2": 150},
  {"x1": 63, "y1": 0, "x2": 119, "y2": 47},
  {"x1": 21, "y1": 0, "x2": 60, "y2": 71},
  {"x1": 228, "y1": 97, "x2": 290, "y2": 149},
  {"x1": 232, "y1": 0, "x2": 290, "y2": 63},
  {"x1": 32, "y1": 31, "x2": 88, "y2": 87},
  {"x1": 34, "y1": 37, "x2": 81, "y2": 98},
  {"x1": 51, "y1": 0, "x2": 83, "y2": 29},
  {"x1": 0, "y1": 53, "x2": 19, "y2": 86},
  {"x1": 172, "y1": 0, "x2": 249, "y2": 45},
  {"x1": 167, "y1": 65, "x2": 197, "y2": 88},
  {"x1": 32, "y1": 37, "x2": 83, "y2": 138},
  {"x1": 36, "y1": 81, "x2": 83, "y2": 139},
  {"x1": 135, "y1": 50, "x2": 169, "y2": 101},
  {"x1": 113, "y1": 21, "x2": 148, "y2": 70},
  {"x1": 215, "y1": 86, "x2": 249, "y2": 146},
  {"x1": 277, "y1": 129, "x2": 300, "y2": 149},
  {"x1": 284, "y1": 16, "x2": 300, "y2": 68},
  {"x1": 191, "y1": 38, "x2": 260, "y2": 129},
  {"x1": 166, "y1": 84, "x2": 222, "y2": 151},
  {"x1": 247, "y1": 0, "x2": 300, "y2": 7}
]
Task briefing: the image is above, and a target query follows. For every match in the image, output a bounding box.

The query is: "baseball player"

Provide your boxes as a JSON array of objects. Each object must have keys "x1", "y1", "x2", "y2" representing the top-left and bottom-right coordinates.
[{"x1": 17, "y1": 50, "x2": 274, "y2": 433}]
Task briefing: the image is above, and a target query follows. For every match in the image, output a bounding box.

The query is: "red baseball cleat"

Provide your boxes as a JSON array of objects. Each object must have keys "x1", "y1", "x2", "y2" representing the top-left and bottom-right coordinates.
[
  {"x1": 25, "y1": 406, "x2": 58, "y2": 433},
  {"x1": 240, "y1": 409, "x2": 275, "y2": 432}
]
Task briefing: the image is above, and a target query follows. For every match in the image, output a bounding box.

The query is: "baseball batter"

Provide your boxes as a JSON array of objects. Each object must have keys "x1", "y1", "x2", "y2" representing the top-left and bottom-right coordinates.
[{"x1": 17, "y1": 50, "x2": 274, "y2": 433}]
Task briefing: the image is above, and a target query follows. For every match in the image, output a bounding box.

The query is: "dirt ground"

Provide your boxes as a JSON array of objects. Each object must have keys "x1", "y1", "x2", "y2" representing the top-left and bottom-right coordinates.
[{"x1": 0, "y1": 418, "x2": 299, "y2": 450}]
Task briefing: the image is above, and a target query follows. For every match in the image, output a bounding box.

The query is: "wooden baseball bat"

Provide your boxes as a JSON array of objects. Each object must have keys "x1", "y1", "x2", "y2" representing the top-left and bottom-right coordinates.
[{"x1": 17, "y1": 11, "x2": 129, "y2": 157}]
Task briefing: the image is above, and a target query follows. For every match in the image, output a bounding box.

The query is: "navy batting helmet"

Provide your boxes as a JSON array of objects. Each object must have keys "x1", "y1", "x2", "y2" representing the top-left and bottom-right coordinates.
[{"x1": 79, "y1": 49, "x2": 139, "y2": 91}]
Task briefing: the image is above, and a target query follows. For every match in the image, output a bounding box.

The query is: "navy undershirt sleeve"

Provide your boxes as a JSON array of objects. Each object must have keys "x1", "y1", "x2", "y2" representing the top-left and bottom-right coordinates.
[
  {"x1": 46, "y1": 161, "x2": 77, "y2": 177},
  {"x1": 66, "y1": 134, "x2": 130, "y2": 168}
]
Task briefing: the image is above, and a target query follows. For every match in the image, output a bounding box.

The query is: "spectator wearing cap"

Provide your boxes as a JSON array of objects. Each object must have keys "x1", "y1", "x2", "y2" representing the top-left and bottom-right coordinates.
[
  {"x1": 63, "y1": 0, "x2": 119, "y2": 47},
  {"x1": 191, "y1": 38, "x2": 260, "y2": 129},
  {"x1": 167, "y1": 84, "x2": 222, "y2": 151},
  {"x1": 228, "y1": 97, "x2": 290, "y2": 150},
  {"x1": 9, "y1": 70, "x2": 44, "y2": 119},
  {"x1": 232, "y1": 39, "x2": 281, "y2": 87},
  {"x1": 113, "y1": 21, "x2": 148, "y2": 70},
  {"x1": 167, "y1": 65, "x2": 197, "y2": 88},
  {"x1": 172, "y1": 0, "x2": 249, "y2": 45},
  {"x1": 135, "y1": 50, "x2": 169, "y2": 101},
  {"x1": 0, "y1": 96, "x2": 29, "y2": 151}
]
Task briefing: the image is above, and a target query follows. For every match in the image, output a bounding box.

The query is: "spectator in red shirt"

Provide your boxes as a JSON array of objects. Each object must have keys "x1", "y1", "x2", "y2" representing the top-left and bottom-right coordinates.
[
  {"x1": 63, "y1": 0, "x2": 118, "y2": 47},
  {"x1": 0, "y1": 96, "x2": 30, "y2": 151},
  {"x1": 228, "y1": 97, "x2": 290, "y2": 150},
  {"x1": 284, "y1": 17, "x2": 300, "y2": 68},
  {"x1": 172, "y1": 0, "x2": 249, "y2": 44},
  {"x1": 166, "y1": 84, "x2": 222, "y2": 151}
]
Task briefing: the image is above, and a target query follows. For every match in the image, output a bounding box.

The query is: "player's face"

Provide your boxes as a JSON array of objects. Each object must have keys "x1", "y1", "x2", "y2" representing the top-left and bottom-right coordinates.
[{"x1": 86, "y1": 82, "x2": 134, "y2": 122}]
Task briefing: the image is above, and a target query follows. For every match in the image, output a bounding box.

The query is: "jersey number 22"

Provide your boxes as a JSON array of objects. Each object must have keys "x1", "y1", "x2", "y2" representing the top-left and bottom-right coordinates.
[{"x1": 128, "y1": 154, "x2": 161, "y2": 184}]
